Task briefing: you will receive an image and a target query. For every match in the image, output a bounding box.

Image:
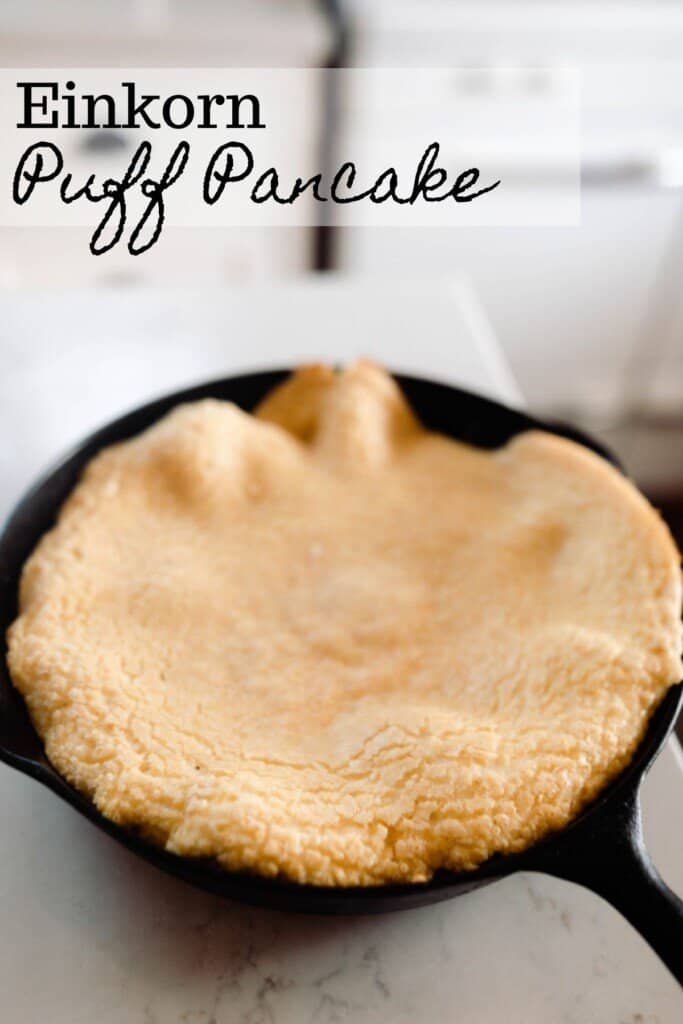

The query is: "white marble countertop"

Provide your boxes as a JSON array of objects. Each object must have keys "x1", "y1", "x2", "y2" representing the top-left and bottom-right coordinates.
[{"x1": 0, "y1": 279, "x2": 681, "y2": 1022}]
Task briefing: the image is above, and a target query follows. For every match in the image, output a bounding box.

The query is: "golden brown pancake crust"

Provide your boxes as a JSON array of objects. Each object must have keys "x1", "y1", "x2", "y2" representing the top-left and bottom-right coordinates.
[{"x1": 7, "y1": 363, "x2": 682, "y2": 885}]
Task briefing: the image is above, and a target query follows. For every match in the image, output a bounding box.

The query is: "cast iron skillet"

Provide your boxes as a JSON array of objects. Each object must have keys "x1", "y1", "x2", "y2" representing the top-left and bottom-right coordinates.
[{"x1": 0, "y1": 370, "x2": 681, "y2": 984}]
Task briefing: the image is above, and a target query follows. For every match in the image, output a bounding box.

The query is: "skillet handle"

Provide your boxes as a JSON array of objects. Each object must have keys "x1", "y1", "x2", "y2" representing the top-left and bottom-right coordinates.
[{"x1": 534, "y1": 791, "x2": 683, "y2": 986}]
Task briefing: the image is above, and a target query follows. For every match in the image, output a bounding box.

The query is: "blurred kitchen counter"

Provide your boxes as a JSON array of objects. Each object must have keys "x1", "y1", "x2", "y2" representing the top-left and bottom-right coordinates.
[
  {"x1": 0, "y1": 279, "x2": 681, "y2": 1023},
  {"x1": 0, "y1": 278, "x2": 519, "y2": 506}
]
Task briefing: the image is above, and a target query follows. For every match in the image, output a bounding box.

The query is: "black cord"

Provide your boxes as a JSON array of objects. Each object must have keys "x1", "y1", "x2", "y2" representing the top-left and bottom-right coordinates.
[{"x1": 312, "y1": 0, "x2": 351, "y2": 271}]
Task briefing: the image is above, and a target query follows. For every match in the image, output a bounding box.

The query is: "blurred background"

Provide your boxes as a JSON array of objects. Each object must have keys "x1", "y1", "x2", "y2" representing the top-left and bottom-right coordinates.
[{"x1": 1, "y1": 0, "x2": 682, "y2": 546}]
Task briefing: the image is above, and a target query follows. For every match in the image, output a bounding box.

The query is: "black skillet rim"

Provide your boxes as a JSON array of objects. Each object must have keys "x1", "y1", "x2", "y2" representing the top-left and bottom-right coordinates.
[{"x1": 0, "y1": 367, "x2": 680, "y2": 912}]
